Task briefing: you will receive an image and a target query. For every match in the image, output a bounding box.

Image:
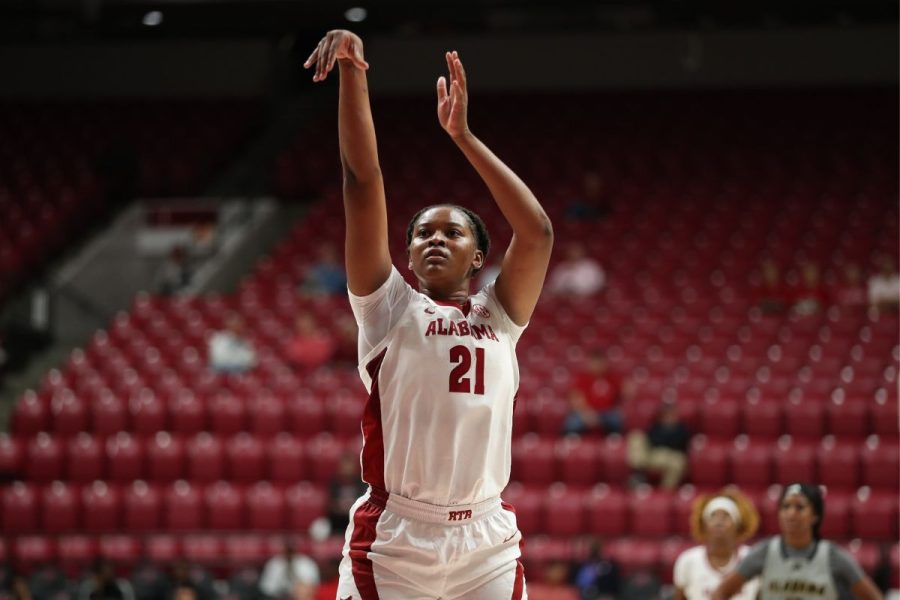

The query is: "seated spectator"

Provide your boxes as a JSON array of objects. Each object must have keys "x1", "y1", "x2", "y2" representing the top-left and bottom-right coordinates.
[
  {"x1": 300, "y1": 244, "x2": 347, "y2": 297},
  {"x1": 167, "y1": 562, "x2": 214, "y2": 600},
  {"x1": 548, "y1": 242, "x2": 605, "y2": 297},
  {"x1": 153, "y1": 245, "x2": 192, "y2": 296},
  {"x1": 130, "y1": 560, "x2": 171, "y2": 600},
  {"x1": 283, "y1": 312, "x2": 336, "y2": 371},
  {"x1": 326, "y1": 453, "x2": 367, "y2": 535},
  {"x1": 753, "y1": 259, "x2": 789, "y2": 315},
  {"x1": 77, "y1": 559, "x2": 135, "y2": 600},
  {"x1": 573, "y1": 538, "x2": 620, "y2": 600},
  {"x1": 791, "y1": 262, "x2": 828, "y2": 316},
  {"x1": 833, "y1": 263, "x2": 868, "y2": 310},
  {"x1": 526, "y1": 560, "x2": 578, "y2": 600},
  {"x1": 626, "y1": 401, "x2": 691, "y2": 489},
  {"x1": 0, "y1": 564, "x2": 31, "y2": 600},
  {"x1": 208, "y1": 314, "x2": 257, "y2": 374},
  {"x1": 868, "y1": 255, "x2": 900, "y2": 314},
  {"x1": 565, "y1": 169, "x2": 611, "y2": 220},
  {"x1": 259, "y1": 539, "x2": 319, "y2": 600},
  {"x1": 563, "y1": 349, "x2": 630, "y2": 435},
  {"x1": 29, "y1": 565, "x2": 74, "y2": 600}
]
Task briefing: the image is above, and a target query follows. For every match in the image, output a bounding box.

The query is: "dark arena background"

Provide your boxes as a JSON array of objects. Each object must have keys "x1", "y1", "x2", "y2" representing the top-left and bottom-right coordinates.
[{"x1": 0, "y1": 1, "x2": 897, "y2": 599}]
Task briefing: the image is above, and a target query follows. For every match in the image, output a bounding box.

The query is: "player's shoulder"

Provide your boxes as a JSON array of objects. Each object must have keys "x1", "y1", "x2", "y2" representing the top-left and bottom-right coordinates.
[{"x1": 675, "y1": 545, "x2": 705, "y2": 567}]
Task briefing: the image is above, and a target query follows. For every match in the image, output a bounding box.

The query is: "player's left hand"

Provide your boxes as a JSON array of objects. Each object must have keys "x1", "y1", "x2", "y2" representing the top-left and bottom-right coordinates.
[{"x1": 437, "y1": 50, "x2": 469, "y2": 139}]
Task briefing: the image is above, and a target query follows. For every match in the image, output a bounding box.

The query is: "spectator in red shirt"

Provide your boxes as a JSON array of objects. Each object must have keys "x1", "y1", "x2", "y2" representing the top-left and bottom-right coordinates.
[
  {"x1": 562, "y1": 348, "x2": 631, "y2": 435},
  {"x1": 284, "y1": 311, "x2": 336, "y2": 371}
]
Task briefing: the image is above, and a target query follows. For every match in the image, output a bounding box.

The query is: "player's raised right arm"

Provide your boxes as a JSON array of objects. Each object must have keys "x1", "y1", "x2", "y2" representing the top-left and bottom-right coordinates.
[{"x1": 304, "y1": 30, "x2": 392, "y2": 296}]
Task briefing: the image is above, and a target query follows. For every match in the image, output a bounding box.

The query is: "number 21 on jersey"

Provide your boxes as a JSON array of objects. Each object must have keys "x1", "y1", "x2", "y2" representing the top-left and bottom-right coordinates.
[{"x1": 449, "y1": 345, "x2": 485, "y2": 394}]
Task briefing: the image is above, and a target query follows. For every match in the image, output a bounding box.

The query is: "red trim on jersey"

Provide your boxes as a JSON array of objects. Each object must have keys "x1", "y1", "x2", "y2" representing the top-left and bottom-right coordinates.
[
  {"x1": 361, "y1": 349, "x2": 388, "y2": 490},
  {"x1": 349, "y1": 493, "x2": 386, "y2": 600},
  {"x1": 431, "y1": 298, "x2": 472, "y2": 316},
  {"x1": 502, "y1": 500, "x2": 526, "y2": 600}
]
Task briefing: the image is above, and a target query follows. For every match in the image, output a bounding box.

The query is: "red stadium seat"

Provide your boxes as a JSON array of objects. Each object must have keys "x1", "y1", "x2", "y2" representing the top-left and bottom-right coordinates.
[
  {"x1": 185, "y1": 432, "x2": 225, "y2": 483},
  {"x1": 249, "y1": 394, "x2": 286, "y2": 438},
  {"x1": 0, "y1": 433, "x2": 24, "y2": 480},
  {"x1": 225, "y1": 534, "x2": 268, "y2": 566},
  {"x1": 629, "y1": 487, "x2": 674, "y2": 537},
  {"x1": 82, "y1": 481, "x2": 121, "y2": 532},
  {"x1": 26, "y1": 433, "x2": 64, "y2": 483},
  {"x1": 67, "y1": 433, "x2": 104, "y2": 483},
  {"x1": 285, "y1": 481, "x2": 327, "y2": 531},
  {"x1": 15, "y1": 536, "x2": 58, "y2": 573},
  {"x1": 58, "y1": 535, "x2": 98, "y2": 577},
  {"x1": 329, "y1": 394, "x2": 365, "y2": 438},
  {"x1": 819, "y1": 488, "x2": 852, "y2": 539},
  {"x1": 606, "y1": 539, "x2": 660, "y2": 577},
  {"x1": 512, "y1": 434, "x2": 556, "y2": 486},
  {"x1": 871, "y1": 394, "x2": 899, "y2": 439},
  {"x1": 554, "y1": 435, "x2": 602, "y2": 487},
  {"x1": 91, "y1": 390, "x2": 128, "y2": 436},
  {"x1": 699, "y1": 397, "x2": 740, "y2": 439},
  {"x1": 2, "y1": 482, "x2": 39, "y2": 534},
  {"x1": 169, "y1": 390, "x2": 207, "y2": 434},
  {"x1": 106, "y1": 432, "x2": 144, "y2": 482},
  {"x1": 741, "y1": 397, "x2": 783, "y2": 438},
  {"x1": 843, "y1": 539, "x2": 880, "y2": 577},
  {"x1": 542, "y1": 484, "x2": 585, "y2": 537},
  {"x1": 268, "y1": 433, "x2": 307, "y2": 483},
  {"x1": 205, "y1": 481, "x2": 245, "y2": 530},
  {"x1": 286, "y1": 398, "x2": 327, "y2": 438},
  {"x1": 670, "y1": 486, "x2": 700, "y2": 537},
  {"x1": 147, "y1": 432, "x2": 185, "y2": 482},
  {"x1": 98, "y1": 535, "x2": 142, "y2": 568},
  {"x1": 306, "y1": 433, "x2": 342, "y2": 483},
  {"x1": 600, "y1": 435, "x2": 630, "y2": 485},
  {"x1": 246, "y1": 482, "x2": 286, "y2": 531},
  {"x1": 123, "y1": 481, "x2": 162, "y2": 532},
  {"x1": 12, "y1": 391, "x2": 49, "y2": 436},
  {"x1": 772, "y1": 436, "x2": 816, "y2": 484},
  {"x1": 816, "y1": 437, "x2": 860, "y2": 490},
  {"x1": 227, "y1": 433, "x2": 265, "y2": 483},
  {"x1": 145, "y1": 534, "x2": 180, "y2": 564},
  {"x1": 860, "y1": 436, "x2": 899, "y2": 489},
  {"x1": 851, "y1": 487, "x2": 898, "y2": 540},
  {"x1": 730, "y1": 436, "x2": 773, "y2": 489},
  {"x1": 688, "y1": 436, "x2": 729, "y2": 487},
  {"x1": 164, "y1": 480, "x2": 203, "y2": 531},
  {"x1": 826, "y1": 394, "x2": 869, "y2": 438},
  {"x1": 41, "y1": 481, "x2": 80, "y2": 532},
  {"x1": 784, "y1": 397, "x2": 825, "y2": 439},
  {"x1": 210, "y1": 392, "x2": 246, "y2": 436},
  {"x1": 50, "y1": 389, "x2": 88, "y2": 436},
  {"x1": 584, "y1": 484, "x2": 627, "y2": 537},
  {"x1": 129, "y1": 388, "x2": 168, "y2": 435}
]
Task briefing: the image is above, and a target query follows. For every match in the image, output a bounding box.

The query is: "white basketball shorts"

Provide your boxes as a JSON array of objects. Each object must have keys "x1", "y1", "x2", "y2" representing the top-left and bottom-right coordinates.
[{"x1": 335, "y1": 486, "x2": 527, "y2": 599}]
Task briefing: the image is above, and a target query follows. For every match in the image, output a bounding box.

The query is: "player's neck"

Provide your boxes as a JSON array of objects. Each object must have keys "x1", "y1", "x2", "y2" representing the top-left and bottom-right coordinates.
[
  {"x1": 420, "y1": 283, "x2": 470, "y2": 306},
  {"x1": 705, "y1": 543, "x2": 736, "y2": 569}
]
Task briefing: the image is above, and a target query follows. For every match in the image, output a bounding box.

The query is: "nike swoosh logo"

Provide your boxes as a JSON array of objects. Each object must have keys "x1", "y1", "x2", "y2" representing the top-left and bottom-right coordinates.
[{"x1": 502, "y1": 533, "x2": 517, "y2": 544}]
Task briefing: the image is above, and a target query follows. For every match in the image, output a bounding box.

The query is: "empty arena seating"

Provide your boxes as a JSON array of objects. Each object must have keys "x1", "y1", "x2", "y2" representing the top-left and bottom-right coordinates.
[
  {"x1": 2, "y1": 89, "x2": 898, "y2": 581},
  {"x1": 0, "y1": 100, "x2": 258, "y2": 307}
]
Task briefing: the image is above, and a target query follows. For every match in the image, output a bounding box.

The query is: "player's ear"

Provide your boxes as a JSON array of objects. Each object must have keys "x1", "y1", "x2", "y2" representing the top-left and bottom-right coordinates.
[{"x1": 471, "y1": 250, "x2": 484, "y2": 271}]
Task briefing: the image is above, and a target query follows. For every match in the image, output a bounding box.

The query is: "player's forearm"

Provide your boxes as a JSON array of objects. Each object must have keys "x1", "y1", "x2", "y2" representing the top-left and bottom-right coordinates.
[
  {"x1": 338, "y1": 61, "x2": 382, "y2": 185},
  {"x1": 452, "y1": 130, "x2": 552, "y2": 242}
]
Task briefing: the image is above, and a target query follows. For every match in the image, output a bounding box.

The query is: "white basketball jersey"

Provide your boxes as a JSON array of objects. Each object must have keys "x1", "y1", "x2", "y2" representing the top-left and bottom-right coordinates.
[
  {"x1": 674, "y1": 545, "x2": 758, "y2": 600},
  {"x1": 348, "y1": 267, "x2": 524, "y2": 506}
]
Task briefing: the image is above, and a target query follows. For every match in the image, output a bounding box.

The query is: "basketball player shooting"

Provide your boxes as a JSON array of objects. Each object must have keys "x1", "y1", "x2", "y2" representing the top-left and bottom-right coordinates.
[{"x1": 304, "y1": 30, "x2": 553, "y2": 599}]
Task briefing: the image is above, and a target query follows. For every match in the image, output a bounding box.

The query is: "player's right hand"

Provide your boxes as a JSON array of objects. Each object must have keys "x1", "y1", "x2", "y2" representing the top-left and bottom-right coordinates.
[{"x1": 303, "y1": 30, "x2": 369, "y2": 82}]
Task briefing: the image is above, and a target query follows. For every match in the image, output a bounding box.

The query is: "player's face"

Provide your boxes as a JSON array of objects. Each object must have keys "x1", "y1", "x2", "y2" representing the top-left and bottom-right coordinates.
[
  {"x1": 704, "y1": 509, "x2": 737, "y2": 541},
  {"x1": 778, "y1": 493, "x2": 817, "y2": 537},
  {"x1": 408, "y1": 207, "x2": 483, "y2": 285}
]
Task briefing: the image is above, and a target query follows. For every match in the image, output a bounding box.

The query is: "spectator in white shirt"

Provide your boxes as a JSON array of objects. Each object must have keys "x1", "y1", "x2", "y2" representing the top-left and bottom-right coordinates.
[
  {"x1": 208, "y1": 314, "x2": 257, "y2": 374},
  {"x1": 868, "y1": 255, "x2": 900, "y2": 314},
  {"x1": 259, "y1": 539, "x2": 320, "y2": 600},
  {"x1": 548, "y1": 242, "x2": 605, "y2": 296}
]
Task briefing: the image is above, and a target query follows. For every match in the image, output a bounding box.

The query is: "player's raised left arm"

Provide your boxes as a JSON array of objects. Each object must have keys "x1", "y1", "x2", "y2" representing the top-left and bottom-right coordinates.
[{"x1": 437, "y1": 51, "x2": 553, "y2": 326}]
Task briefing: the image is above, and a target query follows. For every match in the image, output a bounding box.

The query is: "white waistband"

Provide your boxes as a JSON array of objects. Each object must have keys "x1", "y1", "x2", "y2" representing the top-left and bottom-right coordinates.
[{"x1": 380, "y1": 490, "x2": 502, "y2": 525}]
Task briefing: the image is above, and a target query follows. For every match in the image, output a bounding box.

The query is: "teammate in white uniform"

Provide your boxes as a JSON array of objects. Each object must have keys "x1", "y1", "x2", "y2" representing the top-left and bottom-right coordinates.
[
  {"x1": 712, "y1": 483, "x2": 883, "y2": 600},
  {"x1": 673, "y1": 488, "x2": 759, "y2": 600},
  {"x1": 304, "y1": 30, "x2": 553, "y2": 599}
]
